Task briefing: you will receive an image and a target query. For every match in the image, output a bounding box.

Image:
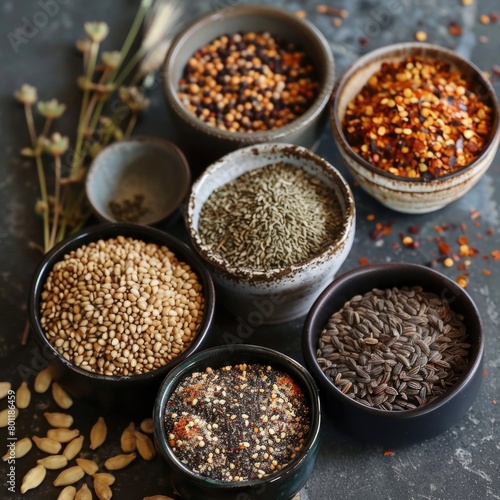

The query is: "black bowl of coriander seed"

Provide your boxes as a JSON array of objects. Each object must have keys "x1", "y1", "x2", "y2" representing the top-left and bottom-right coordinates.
[
  {"x1": 153, "y1": 344, "x2": 321, "y2": 500},
  {"x1": 162, "y1": 4, "x2": 335, "y2": 165},
  {"x1": 302, "y1": 263, "x2": 484, "y2": 446},
  {"x1": 28, "y1": 223, "x2": 215, "y2": 416}
]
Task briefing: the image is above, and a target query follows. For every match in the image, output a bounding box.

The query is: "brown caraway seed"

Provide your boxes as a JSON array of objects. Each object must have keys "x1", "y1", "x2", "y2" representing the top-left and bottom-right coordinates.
[
  {"x1": 0, "y1": 408, "x2": 18, "y2": 427},
  {"x1": 2, "y1": 436, "x2": 32, "y2": 461},
  {"x1": 63, "y1": 435, "x2": 85, "y2": 461},
  {"x1": 93, "y1": 472, "x2": 116, "y2": 486},
  {"x1": 20, "y1": 463, "x2": 46, "y2": 494},
  {"x1": 16, "y1": 381, "x2": 31, "y2": 409},
  {"x1": 57, "y1": 485, "x2": 77, "y2": 500},
  {"x1": 76, "y1": 457, "x2": 99, "y2": 475},
  {"x1": 0, "y1": 381, "x2": 12, "y2": 399},
  {"x1": 44, "y1": 411, "x2": 74, "y2": 429},
  {"x1": 33, "y1": 435, "x2": 62, "y2": 454},
  {"x1": 140, "y1": 417, "x2": 154, "y2": 434},
  {"x1": 52, "y1": 382, "x2": 73, "y2": 409},
  {"x1": 37, "y1": 454, "x2": 68, "y2": 470},
  {"x1": 104, "y1": 452, "x2": 137, "y2": 471},
  {"x1": 47, "y1": 428, "x2": 80, "y2": 443},
  {"x1": 134, "y1": 431, "x2": 156, "y2": 460},
  {"x1": 34, "y1": 368, "x2": 52, "y2": 393},
  {"x1": 90, "y1": 416, "x2": 107, "y2": 450},
  {"x1": 120, "y1": 422, "x2": 136, "y2": 453},
  {"x1": 75, "y1": 483, "x2": 92, "y2": 500},
  {"x1": 53, "y1": 465, "x2": 85, "y2": 487},
  {"x1": 94, "y1": 478, "x2": 113, "y2": 500}
]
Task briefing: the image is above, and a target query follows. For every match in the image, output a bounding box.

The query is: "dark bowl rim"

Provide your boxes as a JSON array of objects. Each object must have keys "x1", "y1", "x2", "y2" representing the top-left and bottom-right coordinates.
[
  {"x1": 331, "y1": 41, "x2": 500, "y2": 184},
  {"x1": 186, "y1": 143, "x2": 356, "y2": 281},
  {"x1": 153, "y1": 344, "x2": 321, "y2": 489},
  {"x1": 302, "y1": 262, "x2": 485, "y2": 420},
  {"x1": 28, "y1": 222, "x2": 216, "y2": 383},
  {"x1": 162, "y1": 4, "x2": 336, "y2": 142},
  {"x1": 85, "y1": 136, "x2": 192, "y2": 226}
]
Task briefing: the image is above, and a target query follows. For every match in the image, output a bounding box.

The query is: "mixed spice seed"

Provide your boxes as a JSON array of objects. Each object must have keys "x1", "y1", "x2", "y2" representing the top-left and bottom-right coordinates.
[
  {"x1": 39, "y1": 236, "x2": 205, "y2": 376},
  {"x1": 165, "y1": 363, "x2": 311, "y2": 482},
  {"x1": 178, "y1": 31, "x2": 318, "y2": 132},
  {"x1": 343, "y1": 56, "x2": 494, "y2": 179},
  {"x1": 197, "y1": 163, "x2": 343, "y2": 272},
  {"x1": 317, "y1": 286, "x2": 470, "y2": 411}
]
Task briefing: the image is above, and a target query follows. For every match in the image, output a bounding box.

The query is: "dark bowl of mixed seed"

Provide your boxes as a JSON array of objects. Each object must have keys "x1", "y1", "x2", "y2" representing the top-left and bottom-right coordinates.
[
  {"x1": 331, "y1": 42, "x2": 500, "y2": 214},
  {"x1": 153, "y1": 344, "x2": 321, "y2": 500},
  {"x1": 162, "y1": 4, "x2": 335, "y2": 164},
  {"x1": 302, "y1": 263, "x2": 484, "y2": 446},
  {"x1": 28, "y1": 223, "x2": 215, "y2": 415}
]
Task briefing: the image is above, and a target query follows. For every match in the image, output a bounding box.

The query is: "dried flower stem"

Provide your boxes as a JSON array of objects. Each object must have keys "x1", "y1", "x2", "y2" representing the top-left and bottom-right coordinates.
[
  {"x1": 124, "y1": 111, "x2": 138, "y2": 139},
  {"x1": 49, "y1": 154, "x2": 62, "y2": 249}
]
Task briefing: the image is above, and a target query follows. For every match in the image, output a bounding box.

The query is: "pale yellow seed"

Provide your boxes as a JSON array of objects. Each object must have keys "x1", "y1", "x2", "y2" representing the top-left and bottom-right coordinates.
[
  {"x1": 33, "y1": 435, "x2": 62, "y2": 454},
  {"x1": 53, "y1": 465, "x2": 85, "y2": 487},
  {"x1": 37, "y1": 454, "x2": 68, "y2": 470},
  {"x1": 0, "y1": 382, "x2": 11, "y2": 399},
  {"x1": 20, "y1": 463, "x2": 46, "y2": 494},
  {"x1": 47, "y1": 428, "x2": 80, "y2": 443},
  {"x1": 75, "y1": 483, "x2": 92, "y2": 500},
  {"x1": 120, "y1": 422, "x2": 136, "y2": 453},
  {"x1": 76, "y1": 457, "x2": 99, "y2": 475},
  {"x1": 140, "y1": 418, "x2": 154, "y2": 434},
  {"x1": 0, "y1": 407, "x2": 18, "y2": 427},
  {"x1": 44, "y1": 412, "x2": 74, "y2": 429},
  {"x1": 2, "y1": 437, "x2": 32, "y2": 461},
  {"x1": 94, "y1": 478, "x2": 113, "y2": 500},
  {"x1": 34, "y1": 368, "x2": 52, "y2": 393},
  {"x1": 90, "y1": 416, "x2": 107, "y2": 450},
  {"x1": 134, "y1": 431, "x2": 156, "y2": 461},
  {"x1": 57, "y1": 485, "x2": 77, "y2": 500},
  {"x1": 63, "y1": 435, "x2": 84, "y2": 461},
  {"x1": 104, "y1": 452, "x2": 137, "y2": 471},
  {"x1": 93, "y1": 472, "x2": 116, "y2": 486},
  {"x1": 52, "y1": 382, "x2": 73, "y2": 409},
  {"x1": 16, "y1": 381, "x2": 31, "y2": 409}
]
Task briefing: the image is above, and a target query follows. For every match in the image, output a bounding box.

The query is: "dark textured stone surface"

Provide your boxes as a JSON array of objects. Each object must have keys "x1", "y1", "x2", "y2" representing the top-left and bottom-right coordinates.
[{"x1": 1, "y1": 1, "x2": 499, "y2": 499}]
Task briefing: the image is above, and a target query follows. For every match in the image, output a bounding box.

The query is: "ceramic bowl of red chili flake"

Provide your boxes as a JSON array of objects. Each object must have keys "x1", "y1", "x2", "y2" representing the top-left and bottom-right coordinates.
[
  {"x1": 162, "y1": 4, "x2": 335, "y2": 166},
  {"x1": 302, "y1": 262, "x2": 484, "y2": 447},
  {"x1": 153, "y1": 344, "x2": 321, "y2": 500},
  {"x1": 331, "y1": 42, "x2": 500, "y2": 214}
]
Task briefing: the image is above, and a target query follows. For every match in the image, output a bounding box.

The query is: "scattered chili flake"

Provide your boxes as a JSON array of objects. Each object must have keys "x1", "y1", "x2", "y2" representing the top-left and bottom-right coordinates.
[
  {"x1": 370, "y1": 221, "x2": 394, "y2": 240},
  {"x1": 443, "y1": 257, "x2": 454, "y2": 268},
  {"x1": 474, "y1": 221, "x2": 481, "y2": 228},
  {"x1": 295, "y1": 10, "x2": 307, "y2": 18},
  {"x1": 479, "y1": 14, "x2": 491, "y2": 24},
  {"x1": 359, "y1": 256, "x2": 369, "y2": 266},
  {"x1": 434, "y1": 225, "x2": 443, "y2": 233},
  {"x1": 482, "y1": 269, "x2": 491, "y2": 276},
  {"x1": 459, "y1": 244, "x2": 470, "y2": 257},
  {"x1": 483, "y1": 255, "x2": 490, "y2": 261},
  {"x1": 438, "y1": 241, "x2": 452, "y2": 255},
  {"x1": 392, "y1": 243, "x2": 400, "y2": 250},
  {"x1": 486, "y1": 228, "x2": 495, "y2": 235},
  {"x1": 456, "y1": 274, "x2": 468, "y2": 288},
  {"x1": 479, "y1": 35, "x2": 489, "y2": 43},
  {"x1": 316, "y1": 4, "x2": 349, "y2": 18},
  {"x1": 457, "y1": 235, "x2": 468, "y2": 245},
  {"x1": 483, "y1": 368, "x2": 488, "y2": 378},
  {"x1": 408, "y1": 225, "x2": 420, "y2": 235},
  {"x1": 470, "y1": 209, "x2": 481, "y2": 220},
  {"x1": 493, "y1": 400, "x2": 497, "y2": 405},
  {"x1": 490, "y1": 12, "x2": 499, "y2": 22},
  {"x1": 491, "y1": 250, "x2": 500, "y2": 260},
  {"x1": 383, "y1": 450, "x2": 394, "y2": 456},
  {"x1": 366, "y1": 213, "x2": 376, "y2": 221},
  {"x1": 457, "y1": 263, "x2": 467, "y2": 271},
  {"x1": 448, "y1": 20, "x2": 463, "y2": 35},
  {"x1": 492, "y1": 65, "x2": 500, "y2": 77}
]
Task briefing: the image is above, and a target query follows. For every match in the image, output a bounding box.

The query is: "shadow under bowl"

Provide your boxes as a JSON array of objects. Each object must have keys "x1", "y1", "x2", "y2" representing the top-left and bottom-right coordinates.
[
  {"x1": 302, "y1": 263, "x2": 484, "y2": 446},
  {"x1": 153, "y1": 344, "x2": 321, "y2": 500},
  {"x1": 28, "y1": 223, "x2": 215, "y2": 416}
]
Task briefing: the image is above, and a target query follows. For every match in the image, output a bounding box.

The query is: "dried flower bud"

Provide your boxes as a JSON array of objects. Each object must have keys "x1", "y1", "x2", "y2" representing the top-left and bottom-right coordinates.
[
  {"x1": 77, "y1": 76, "x2": 92, "y2": 91},
  {"x1": 37, "y1": 99, "x2": 66, "y2": 120},
  {"x1": 84, "y1": 22, "x2": 109, "y2": 43},
  {"x1": 102, "y1": 51, "x2": 121, "y2": 69},
  {"x1": 14, "y1": 84, "x2": 38, "y2": 105},
  {"x1": 46, "y1": 133, "x2": 70, "y2": 156},
  {"x1": 119, "y1": 86, "x2": 150, "y2": 112},
  {"x1": 35, "y1": 200, "x2": 49, "y2": 214},
  {"x1": 76, "y1": 38, "x2": 92, "y2": 54}
]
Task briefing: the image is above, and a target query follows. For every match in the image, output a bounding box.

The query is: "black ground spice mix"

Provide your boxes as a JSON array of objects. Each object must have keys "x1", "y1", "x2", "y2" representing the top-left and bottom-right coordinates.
[{"x1": 164, "y1": 363, "x2": 311, "y2": 482}]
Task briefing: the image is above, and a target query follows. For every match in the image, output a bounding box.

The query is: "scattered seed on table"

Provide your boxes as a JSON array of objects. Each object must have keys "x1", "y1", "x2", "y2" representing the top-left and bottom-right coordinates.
[
  {"x1": 178, "y1": 31, "x2": 318, "y2": 132},
  {"x1": 316, "y1": 286, "x2": 469, "y2": 410},
  {"x1": 39, "y1": 236, "x2": 205, "y2": 376},
  {"x1": 343, "y1": 56, "x2": 493, "y2": 178},
  {"x1": 165, "y1": 363, "x2": 311, "y2": 482},
  {"x1": 197, "y1": 163, "x2": 343, "y2": 272}
]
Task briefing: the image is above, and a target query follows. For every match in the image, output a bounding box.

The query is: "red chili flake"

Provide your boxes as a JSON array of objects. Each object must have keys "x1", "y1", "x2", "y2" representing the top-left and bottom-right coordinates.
[
  {"x1": 474, "y1": 221, "x2": 481, "y2": 228},
  {"x1": 491, "y1": 250, "x2": 500, "y2": 260},
  {"x1": 434, "y1": 225, "x2": 443, "y2": 233},
  {"x1": 359, "y1": 257, "x2": 369, "y2": 266},
  {"x1": 408, "y1": 225, "x2": 420, "y2": 235},
  {"x1": 483, "y1": 255, "x2": 490, "y2": 261},
  {"x1": 457, "y1": 263, "x2": 467, "y2": 271},
  {"x1": 482, "y1": 269, "x2": 491, "y2": 276},
  {"x1": 483, "y1": 369, "x2": 488, "y2": 378},
  {"x1": 358, "y1": 37, "x2": 369, "y2": 47},
  {"x1": 479, "y1": 35, "x2": 489, "y2": 43},
  {"x1": 486, "y1": 228, "x2": 495, "y2": 235},
  {"x1": 383, "y1": 450, "x2": 394, "y2": 456},
  {"x1": 370, "y1": 221, "x2": 393, "y2": 240},
  {"x1": 456, "y1": 274, "x2": 468, "y2": 288},
  {"x1": 448, "y1": 20, "x2": 463, "y2": 35},
  {"x1": 438, "y1": 241, "x2": 452, "y2": 255},
  {"x1": 392, "y1": 243, "x2": 400, "y2": 250},
  {"x1": 492, "y1": 65, "x2": 500, "y2": 77},
  {"x1": 489, "y1": 12, "x2": 499, "y2": 22},
  {"x1": 457, "y1": 235, "x2": 468, "y2": 245},
  {"x1": 476, "y1": 233, "x2": 483, "y2": 239},
  {"x1": 470, "y1": 209, "x2": 481, "y2": 220},
  {"x1": 366, "y1": 213, "x2": 376, "y2": 221},
  {"x1": 494, "y1": 400, "x2": 497, "y2": 405}
]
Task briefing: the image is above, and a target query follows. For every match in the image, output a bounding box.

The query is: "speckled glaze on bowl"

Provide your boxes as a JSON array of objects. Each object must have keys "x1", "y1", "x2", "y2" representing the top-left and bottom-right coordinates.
[
  {"x1": 303, "y1": 263, "x2": 484, "y2": 446},
  {"x1": 153, "y1": 344, "x2": 321, "y2": 500},
  {"x1": 331, "y1": 42, "x2": 500, "y2": 214},
  {"x1": 28, "y1": 223, "x2": 215, "y2": 415},
  {"x1": 86, "y1": 137, "x2": 191, "y2": 225},
  {"x1": 162, "y1": 4, "x2": 335, "y2": 165},
  {"x1": 186, "y1": 143, "x2": 356, "y2": 324}
]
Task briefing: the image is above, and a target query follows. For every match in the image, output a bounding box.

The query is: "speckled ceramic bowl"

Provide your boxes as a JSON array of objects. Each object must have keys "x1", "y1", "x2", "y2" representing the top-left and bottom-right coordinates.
[
  {"x1": 331, "y1": 42, "x2": 500, "y2": 214},
  {"x1": 186, "y1": 143, "x2": 356, "y2": 324},
  {"x1": 153, "y1": 344, "x2": 321, "y2": 500},
  {"x1": 28, "y1": 223, "x2": 215, "y2": 415},
  {"x1": 162, "y1": 4, "x2": 335, "y2": 165},
  {"x1": 303, "y1": 263, "x2": 484, "y2": 446},
  {"x1": 86, "y1": 137, "x2": 191, "y2": 225}
]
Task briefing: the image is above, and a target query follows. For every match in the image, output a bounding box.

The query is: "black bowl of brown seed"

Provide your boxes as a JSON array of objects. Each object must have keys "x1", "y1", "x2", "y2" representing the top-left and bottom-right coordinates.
[
  {"x1": 162, "y1": 4, "x2": 335, "y2": 165},
  {"x1": 302, "y1": 263, "x2": 484, "y2": 446},
  {"x1": 153, "y1": 344, "x2": 321, "y2": 500},
  {"x1": 28, "y1": 223, "x2": 215, "y2": 416}
]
